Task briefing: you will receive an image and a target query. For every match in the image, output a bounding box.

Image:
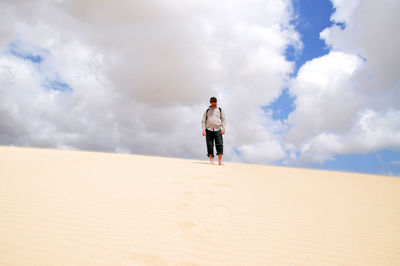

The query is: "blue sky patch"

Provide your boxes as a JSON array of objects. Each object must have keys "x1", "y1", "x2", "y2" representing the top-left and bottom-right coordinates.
[
  {"x1": 267, "y1": 0, "x2": 400, "y2": 176},
  {"x1": 288, "y1": 0, "x2": 335, "y2": 74},
  {"x1": 311, "y1": 149, "x2": 400, "y2": 177},
  {"x1": 266, "y1": 0, "x2": 335, "y2": 122},
  {"x1": 233, "y1": 147, "x2": 242, "y2": 157},
  {"x1": 10, "y1": 49, "x2": 44, "y2": 64},
  {"x1": 262, "y1": 88, "x2": 295, "y2": 121},
  {"x1": 8, "y1": 41, "x2": 47, "y2": 64},
  {"x1": 44, "y1": 80, "x2": 73, "y2": 93},
  {"x1": 8, "y1": 39, "x2": 73, "y2": 93}
]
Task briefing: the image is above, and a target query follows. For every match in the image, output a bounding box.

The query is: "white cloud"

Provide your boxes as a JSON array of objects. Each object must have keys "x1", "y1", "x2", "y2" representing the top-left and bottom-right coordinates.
[
  {"x1": 293, "y1": 109, "x2": 400, "y2": 164},
  {"x1": 238, "y1": 140, "x2": 286, "y2": 164},
  {"x1": 286, "y1": 0, "x2": 400, "y2": 164},
  {"x1": 0, "y1": 0, "x2": 299, "y2": 162},
  {"x1": 4, "y1": 0, "x2": 397, "y2": 168},
  {"x1": 286, "y1": 51, "x2": 363, "y2": 144},
  {"x1": 329, "y1": 0, "x2": 361, "y2": 25}
]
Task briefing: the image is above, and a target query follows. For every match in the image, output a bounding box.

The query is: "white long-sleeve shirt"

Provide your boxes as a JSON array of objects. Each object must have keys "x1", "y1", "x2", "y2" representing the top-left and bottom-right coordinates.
[{"x1": 201, "y1": 106, "x2": 226, "y2": 132}]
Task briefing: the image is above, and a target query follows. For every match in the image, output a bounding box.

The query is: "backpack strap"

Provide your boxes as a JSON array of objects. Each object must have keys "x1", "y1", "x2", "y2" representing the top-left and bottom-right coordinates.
[{"x1": 205, "y1": 107, "x2": 222, "y2": 123}]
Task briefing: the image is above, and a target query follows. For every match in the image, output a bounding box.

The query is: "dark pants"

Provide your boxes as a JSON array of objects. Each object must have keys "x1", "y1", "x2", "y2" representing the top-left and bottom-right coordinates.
[{"x1": 205, "y1": 128, "x2": 223, "y2": 158}]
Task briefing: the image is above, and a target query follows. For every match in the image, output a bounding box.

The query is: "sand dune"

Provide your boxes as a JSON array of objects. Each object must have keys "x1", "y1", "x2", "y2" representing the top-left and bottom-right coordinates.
[{"x1": 0, "y1": 145, "x2": 399, "y2": 265}]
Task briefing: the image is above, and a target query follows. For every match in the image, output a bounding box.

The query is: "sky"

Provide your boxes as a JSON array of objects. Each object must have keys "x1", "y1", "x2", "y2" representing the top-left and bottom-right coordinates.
[{"x1": 0, "y1": 0, "x2": 399, "y2": 176}]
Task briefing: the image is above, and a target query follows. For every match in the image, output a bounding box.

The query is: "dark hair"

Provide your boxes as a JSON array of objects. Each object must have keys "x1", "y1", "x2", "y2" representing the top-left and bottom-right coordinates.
[{"x1": 210, "y1": 96, "x2": 217, "y2": 101}]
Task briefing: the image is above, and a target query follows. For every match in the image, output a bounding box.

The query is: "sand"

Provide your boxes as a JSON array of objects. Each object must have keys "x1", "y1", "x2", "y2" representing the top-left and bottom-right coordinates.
[{"x1": 0, "y1": 145, "x2": 399, "y2": 265}]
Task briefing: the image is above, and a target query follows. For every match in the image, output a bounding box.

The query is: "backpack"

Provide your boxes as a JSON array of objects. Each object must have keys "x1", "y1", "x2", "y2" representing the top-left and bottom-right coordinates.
[{"x1": 205, "y1": 107, "x2": 222, "y2": 123}]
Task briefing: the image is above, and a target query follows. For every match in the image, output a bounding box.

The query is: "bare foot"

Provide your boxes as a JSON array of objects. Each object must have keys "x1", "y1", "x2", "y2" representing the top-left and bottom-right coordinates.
[
  {"x1": 209, "y1": 156, "x2": 214, "y2": 164},
  {"x1": 219, "y1": 161, "x2": 223, "y2": 165}
]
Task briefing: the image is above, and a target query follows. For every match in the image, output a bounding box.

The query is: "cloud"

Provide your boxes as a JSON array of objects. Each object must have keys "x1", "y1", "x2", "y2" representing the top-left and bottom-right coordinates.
[
  {"x1": 1, "y1": 0, "x2": 399, "y2": 169},
  {"x1": 286, "y1": 51, "x2": 363, "y2": 144},
  {"x1": 238, "y1": 140, "x2": 287, "y2": 164},
  {"x1": 286, "y1": 0, "x2": 400, "y2": 164},
  {"x1": 329, "y1": 0, "x2": 360, "y2": 25},
  {"x1": 0, "y1": 0, "x2": 300, "y2": 162}
]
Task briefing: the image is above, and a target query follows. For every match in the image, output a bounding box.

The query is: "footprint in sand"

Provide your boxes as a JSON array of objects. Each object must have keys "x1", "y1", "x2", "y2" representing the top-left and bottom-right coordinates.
[
  {"x1": 128, "y1": 252, "x2": 199, "y2": 266},
  {"x1": 175, "y1": 262, "x2": 200, "y2": 266},
  {"x1": 193, "y1": 175, "x2": 214, "y2": 180},
  {"x1": 175, "y1": 191, "x2": 196, "y2": 210},
  {"x1": 174, "y1": 221, "x2": 214, "y2": 241},
  {"x1": 176, "y1": 221, "x2": 197, "y2": 231},
  {"x1": 176, "y1": 202, "x2": 191, "y2": 210},
  {"x1": 172, "y1": 179, "x2": 183, "y2": 184},
  {"x1": 200, "y1": 191, "x2": 215, "y2": 196},
  {"x1": 183, "y1": 191, "x2": 195, "y2": 196},
  {"x1": 211, "y1": 203, "x2": 231, "y2": 210},
  {"x1": 176, "y1": 190, "x2": 220, "y2": 210},
  {"x1": 205, "y1": 202, "x2": 232, "y2": 214},
  {"x1": 213, "y1": 183, "x2": 234, "y2": 189},
  {"x1": 154, "y1": 221, "x2": 208, "y2": 242},
  {"x1": 128, "y1": 252, "x2": 167, "y2": 266}
]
